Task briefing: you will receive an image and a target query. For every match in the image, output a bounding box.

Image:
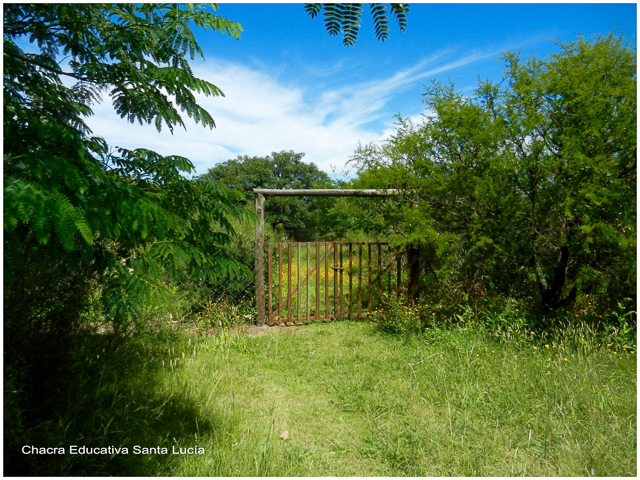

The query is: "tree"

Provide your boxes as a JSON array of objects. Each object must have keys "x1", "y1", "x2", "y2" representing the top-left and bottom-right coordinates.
[
  {"x1": 3, "y1": 3, "x2": 250, "y2": 431},
  {"x1": 305, "y1": 3, "x2": 410, "y2": 47},
  {"x1": 4, "y1": 4, "x2": 410, "y2": 474},
  {"x1": 349, "y1": 34, "x2": 636, "y2": 321},
  {"x1": 201, "y1": 151, "x2": 334, "y2": 241}
]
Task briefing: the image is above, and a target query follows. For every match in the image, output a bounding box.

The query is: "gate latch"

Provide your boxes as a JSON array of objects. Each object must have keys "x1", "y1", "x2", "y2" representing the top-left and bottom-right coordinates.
[{"x1": 330, "y1": 265, "x2": 344, "y2": 271}]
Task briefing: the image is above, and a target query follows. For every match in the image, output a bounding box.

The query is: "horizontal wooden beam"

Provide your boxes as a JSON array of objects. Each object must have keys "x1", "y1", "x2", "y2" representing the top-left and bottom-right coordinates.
[{"x1": 252, "y1": 188, "x2": 399, "y2": 197}]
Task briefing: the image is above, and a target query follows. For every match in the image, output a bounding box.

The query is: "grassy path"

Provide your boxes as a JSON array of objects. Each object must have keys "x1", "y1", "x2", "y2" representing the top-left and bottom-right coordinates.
[{"x1": 154, "y1": 322, "x2": 636, "y2": 476}]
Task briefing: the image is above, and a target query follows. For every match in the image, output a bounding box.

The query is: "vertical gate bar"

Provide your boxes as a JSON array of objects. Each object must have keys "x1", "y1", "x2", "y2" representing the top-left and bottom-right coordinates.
[
  {"x1": 357, "y1": 244, "x2": 363, "y2": 317},
  {"x1": 268, "y1": 244, "x2": 273, "y2": 322},
  {"x1": 367, "y1": 244, "x2": 372, "y2": 314},
  {"x1": 348, "y1": 243, "x2": 353, "y2": 318},
  {"x1": 324, "y1": 243, "x2": 329, "y2": 319},
  {"x1": 396, "y1": 249, "x2": 402, "y2": 298},
  {"x1": 315, "y1": 242, "x2": 320, "y2": 320},
  {"x1": 278, "y1": 244, "x2": 282, "y2": 320},
  {"x1": 333, "y1": 242, "x2": 339, "y2": 319},
  {"x1": 297, "y1": 244, "x2": 301, "y2": 320},
  {"x1": 407, "y1": 244, "x2": 421, "y2": 304},
  {"x1": 387, "y1": 245, "x2": 392, "y2": 294},
  {"x1": 287, "y1": 244, "x2": 292, "y2": 321},
  {"x1": 306, "y1": 244, "x2": 310, "y2": 321},
  {"x1": 339, "y1": 243, "x2": 344, "y2": 318},
  {"x1": 377, "y1": 244, "x2": 383, "y2": 307}
]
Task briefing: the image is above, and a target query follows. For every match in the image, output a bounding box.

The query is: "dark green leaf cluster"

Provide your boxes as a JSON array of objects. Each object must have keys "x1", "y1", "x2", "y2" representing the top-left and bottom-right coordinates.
[
  {"x1": 346, "y1": 34, "x2": 636, "y2": 322},
  {"x1": 4, "y1": 2, "x2": 247, "y2": 291},
  {"x1": 305, "y1": 3, "x2": 409, "y2": 46},
  {"x1": 3, "y1": 4, "x2": 249, "y2": 428},
  {"x1": 201, "y1": 151, "x2": 334, "y2": 241}
]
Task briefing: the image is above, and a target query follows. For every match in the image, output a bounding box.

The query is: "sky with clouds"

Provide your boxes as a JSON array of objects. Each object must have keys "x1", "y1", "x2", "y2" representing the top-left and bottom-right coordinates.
[{"x1": 82, "y1": 2, "x2": 637, "y2": 178}]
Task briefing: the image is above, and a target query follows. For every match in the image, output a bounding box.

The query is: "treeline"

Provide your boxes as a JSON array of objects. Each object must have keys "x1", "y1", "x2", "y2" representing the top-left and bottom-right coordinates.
[
  {"x1": 325, "y1": 34, "x2": 637, "y2": 326},
  {"x1": 204, "y1": 35, "x2": 636, "y2": 328}
]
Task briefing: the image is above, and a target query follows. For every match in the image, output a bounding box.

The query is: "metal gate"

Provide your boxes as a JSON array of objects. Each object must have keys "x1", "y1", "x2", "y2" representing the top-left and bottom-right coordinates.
[{"x1": 266, "y1": 242, "x2": 404, "y2": 325}]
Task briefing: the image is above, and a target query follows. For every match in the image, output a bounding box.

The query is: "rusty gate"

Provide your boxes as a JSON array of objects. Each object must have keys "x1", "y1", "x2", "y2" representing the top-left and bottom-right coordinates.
[{"x1": 266, "y1": 242, "x2": 404, "y2": 325}]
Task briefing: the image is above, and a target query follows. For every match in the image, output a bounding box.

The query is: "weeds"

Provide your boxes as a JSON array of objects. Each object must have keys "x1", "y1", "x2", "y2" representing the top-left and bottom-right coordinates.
[
  {"x1": 167, "y1": 321, "x2": 635, "y2": 476},
  {"x1": 193, "y1": 297, "x2": 255, "y2": 334},
  {"x1": 6, "y1": 290, "x2": 636, "y2": 476}
]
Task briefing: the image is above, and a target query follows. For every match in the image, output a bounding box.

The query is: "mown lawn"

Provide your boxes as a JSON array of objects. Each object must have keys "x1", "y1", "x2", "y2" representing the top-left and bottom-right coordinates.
[{"x1": 153, "y1": 321, "x2": 636, "y2": 476}]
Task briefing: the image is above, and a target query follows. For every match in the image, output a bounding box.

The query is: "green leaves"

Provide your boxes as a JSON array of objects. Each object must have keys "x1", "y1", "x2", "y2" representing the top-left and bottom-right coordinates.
[
  {"x1": 201, "y1": 151, "x2": 333, "y2": 241},
  {"x1": 4, "y1": 4, "x2": 251, "y2": 331},
  {"x1": 348, "y1": 34, "x2": 636, "y2": 318},
  {"x1": 4, "y1": 4, "x2": 240, "y2": 133},
  {"x1": 305, "y1": 3, "x2": 410, "y2": 47},
  {"x1": 370, "y1": 4, "x2": 390, "y2": 42}
]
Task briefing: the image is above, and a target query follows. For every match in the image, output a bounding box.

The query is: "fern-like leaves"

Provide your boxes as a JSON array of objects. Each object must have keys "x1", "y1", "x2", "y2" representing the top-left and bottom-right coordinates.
[
  {"x1": 390, "y1": 4, "x2": 410, "y2": 32},
  {"x1": 305, "y1": 3, "x2": 409, "y2": 46},
  {"x1": 370, "y1": 4, "x2": 390, "y2": 42}
]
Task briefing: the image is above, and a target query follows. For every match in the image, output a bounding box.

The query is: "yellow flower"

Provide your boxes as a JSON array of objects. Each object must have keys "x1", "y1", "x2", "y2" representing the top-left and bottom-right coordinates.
[{"x1": 545, "y1": 345, "x2": 549, "y2": 349}]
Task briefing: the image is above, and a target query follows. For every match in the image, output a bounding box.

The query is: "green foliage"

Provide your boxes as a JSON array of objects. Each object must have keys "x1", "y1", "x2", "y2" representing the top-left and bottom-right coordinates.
[
  {"x1": 3, "y1": 2, "x2": 249, "y2": 444},
  {"x1": 305, "y1": 3, "x2": 410, "y2": 46},
  {"x1": 348, "y1": 34, "x2": 636, "y2": 323},
  {"x1": 4, "y1": 3, "x2": 248, "y2": 310},
  {"x1": 196, "y1": 297, "x2": 256, "y2": 332},
  {"x1": 4, "y1": 4, "x2": 241, "y2": 132},
  {"x1": 201, "y1": 151, "x2": 335, "y2": 240},
  {"x1": 373, "y1": 293, "x2": 424, "y2": 336}
]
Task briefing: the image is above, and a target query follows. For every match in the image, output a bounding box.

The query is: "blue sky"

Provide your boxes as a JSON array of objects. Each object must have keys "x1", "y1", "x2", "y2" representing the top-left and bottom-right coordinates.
[{"x1": 85, "y1": 2, "x2": 637, "y2": 177}]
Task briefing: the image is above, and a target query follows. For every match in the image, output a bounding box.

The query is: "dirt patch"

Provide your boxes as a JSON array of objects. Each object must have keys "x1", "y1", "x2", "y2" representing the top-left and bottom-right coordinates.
[{"x1": 243, "y1": 324, "x2": 301, "y2": 337}]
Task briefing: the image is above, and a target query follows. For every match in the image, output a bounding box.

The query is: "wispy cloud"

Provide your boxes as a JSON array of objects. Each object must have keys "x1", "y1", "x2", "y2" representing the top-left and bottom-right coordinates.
[{"x1": 84, "y1": 49, "x2": 495, "y2": 177}]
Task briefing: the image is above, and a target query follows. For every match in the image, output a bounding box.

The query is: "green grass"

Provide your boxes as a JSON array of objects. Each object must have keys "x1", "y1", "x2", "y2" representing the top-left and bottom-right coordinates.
[
  {"x1": 8, "y1": 321, "x2": 635, "y2": 476},
  {"x1": 159, "y1": 321, "x2": 636, "y2": 476}
]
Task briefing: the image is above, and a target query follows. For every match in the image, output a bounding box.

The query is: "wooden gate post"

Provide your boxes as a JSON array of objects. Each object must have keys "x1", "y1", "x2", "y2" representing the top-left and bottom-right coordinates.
[
  {"x1": 407, "y1": 242, "x2": 421, "y2": 304},
  {"x1": 255, "y1": 193, "x2": 266, "y2": 325},
  {"x1": 253, "y1": 188, "x2": 400, "y2": 325}
]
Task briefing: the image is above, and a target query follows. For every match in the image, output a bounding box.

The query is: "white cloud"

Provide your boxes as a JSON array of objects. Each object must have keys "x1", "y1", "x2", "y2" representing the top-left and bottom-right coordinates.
[{"x1": 84, "y1": 50, "x2": 494, "y2": 177}]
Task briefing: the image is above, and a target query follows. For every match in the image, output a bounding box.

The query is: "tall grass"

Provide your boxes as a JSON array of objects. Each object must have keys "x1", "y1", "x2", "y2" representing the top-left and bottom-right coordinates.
[
  {"x1": 7, "y1": 293, "x2": 635, "y2": 476},
  {"x1": 166, "y1": 320, "x2": 635, "y2": 476}
]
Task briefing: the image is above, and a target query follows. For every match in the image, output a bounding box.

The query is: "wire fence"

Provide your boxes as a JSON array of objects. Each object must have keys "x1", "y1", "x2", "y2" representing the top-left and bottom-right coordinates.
[
  {"x1": 196, "y1": 242, "x2": 411, "y2": 329},
  {"x1": 201, "y1": 250, "x2": 257, "y2": 328}
]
